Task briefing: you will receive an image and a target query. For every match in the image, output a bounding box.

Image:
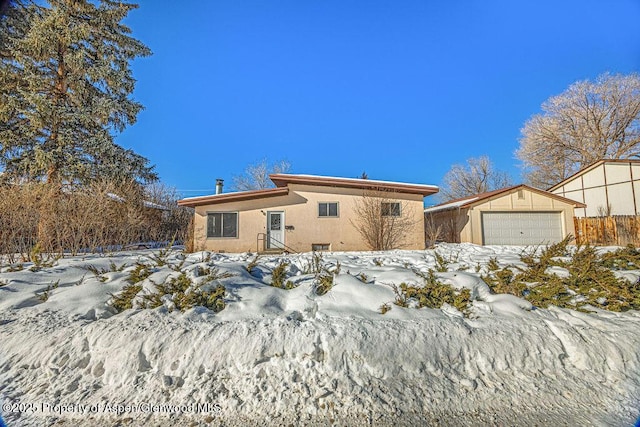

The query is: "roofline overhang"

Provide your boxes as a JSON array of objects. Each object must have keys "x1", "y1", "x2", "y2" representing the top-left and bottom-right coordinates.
[
  {"x1": 269, "y1": 173, "x2": 439, "y2": 196},
  {"x1": 548, "y1": 158, "x2": 640, "y2": 192},
  {"x1": 177, "y1": 187, "x2": 290, "y2": 207},
  {"x1": 424, "y1": 184, "x2": 586, "y2": 214}
]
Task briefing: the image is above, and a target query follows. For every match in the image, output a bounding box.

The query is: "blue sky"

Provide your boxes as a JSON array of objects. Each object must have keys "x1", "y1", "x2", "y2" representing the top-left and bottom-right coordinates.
[{"x1": 118, "y1": 0, "x2": 640, "y2": 198}]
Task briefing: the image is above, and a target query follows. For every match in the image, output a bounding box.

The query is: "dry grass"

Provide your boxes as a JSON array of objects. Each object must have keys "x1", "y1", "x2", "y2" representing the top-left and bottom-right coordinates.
[{"x1": 0, "y1": 180, "x2": 192, "y2": 260}]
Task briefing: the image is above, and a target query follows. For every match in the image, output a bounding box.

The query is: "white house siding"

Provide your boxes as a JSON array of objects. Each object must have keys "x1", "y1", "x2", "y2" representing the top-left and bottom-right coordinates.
[{"x1": 550, "y1": 161, "x2": 640, "y2": 217}]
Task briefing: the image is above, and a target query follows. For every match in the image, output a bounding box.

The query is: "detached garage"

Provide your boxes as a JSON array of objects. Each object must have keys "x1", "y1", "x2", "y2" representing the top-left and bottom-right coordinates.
[{"x1": 424, "y1": 185, "x2": 585, "y2": 245}]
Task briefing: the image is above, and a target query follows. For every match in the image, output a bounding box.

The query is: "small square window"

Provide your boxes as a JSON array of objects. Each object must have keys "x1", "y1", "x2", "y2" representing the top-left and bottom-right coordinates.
[
  {"x1": 381, "y1": 202, "x2": 401, "y2": 217},
  {"x1": 318, "y1": 202, "x2": 338, "y2": 217}
]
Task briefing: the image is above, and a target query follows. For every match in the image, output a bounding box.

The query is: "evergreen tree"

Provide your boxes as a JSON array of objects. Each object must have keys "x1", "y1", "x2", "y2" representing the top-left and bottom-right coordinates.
[{"x1": 0, "y1": 0, "x2": 156, "y2": 185}]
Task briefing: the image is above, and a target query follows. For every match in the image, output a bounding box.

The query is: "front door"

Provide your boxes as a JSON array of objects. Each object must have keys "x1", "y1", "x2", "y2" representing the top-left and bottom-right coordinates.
[{"x1": 267, "y1": 211, "x2": 285, "y2": 249}]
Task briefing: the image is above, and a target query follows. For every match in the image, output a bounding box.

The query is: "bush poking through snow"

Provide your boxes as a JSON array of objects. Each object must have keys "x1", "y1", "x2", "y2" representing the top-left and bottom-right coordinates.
[
  {"x1": 127, "y1": 263, "x2": 152, "y2": 284},
  {"x1": 392, "y1": 269, "x2": 472, "y2": 315},
  {"x1": 355, "y1": 272, "x2": 369, "y2": 283},
  {"x1": 434, "y1": 251, "x2": 449, "y2": 272},
  {"x1": 487, "y1": 257, "x2": 500, "y2": 271},
  {"x1": 379, "y1": 302, "x2": 392, "y2": 314},
  {"x1": 482, "y1": 267, "x2": 526, "y2": 297},
  {"x1": 600, "y1": 244, "x2": 640, "y2": 270},
  {"x1": 35, "y1": 280, "x2": 59, "y2": 302},
  {"x1": 270, "y1": 260, "x2": 293, "y2": 289},
  {"x1": 482, "y1": 238, "x2": 640, "y2": 312},
  {"x1": 246, "y1": 255, "x2": 260, "y2": 275},
  {"x1": 28, "y1": 243, "x2": 59, "y2": 271},
  {"x1": 314, "y1": 273, "x2": 334, "y2": 295},
  {"x1": 392, "y1": 279, "x2": 471, "y2": 315},
  {"x1": 142, "y1": 273, "x2": 226, "y2": 312},
  {"x1": 147, "y1": 237, "x2": 177, "y2": 267},
  {"x1": 110, "y1": 283, "x2": 143, "y2": 312},
  {"x1": 112, "y1": 267, "x2": 231, "y2": 313}
]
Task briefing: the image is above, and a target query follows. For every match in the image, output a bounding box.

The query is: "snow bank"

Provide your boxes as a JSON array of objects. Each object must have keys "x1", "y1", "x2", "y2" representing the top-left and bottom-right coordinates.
[{"x1": 0, "y1": 245, "x2": 639, "y2": 426}]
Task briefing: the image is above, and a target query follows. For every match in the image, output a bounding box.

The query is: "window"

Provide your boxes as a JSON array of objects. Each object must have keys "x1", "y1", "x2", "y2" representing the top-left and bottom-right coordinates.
[
  {"x1": 517, "y1": 189, "x2": 525, "y2": 200},
  {"x1": 207, "y1": 212, "x2": 238, "y2": 238},
  {"x1": 318, "y1": 202, "x2": 339, "y2": 217},
  {"x1": 312, "y1": 243, "x2": 330, "y2": 251},
  {"x1": 381, "y1": 202, "x2": 401, "y2": 217}
]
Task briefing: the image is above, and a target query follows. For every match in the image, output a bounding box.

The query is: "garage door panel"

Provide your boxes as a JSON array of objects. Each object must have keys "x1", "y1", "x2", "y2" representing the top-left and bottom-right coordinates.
[{"x1": 482, "y1": 212, "x2": 563, "y2": 245}]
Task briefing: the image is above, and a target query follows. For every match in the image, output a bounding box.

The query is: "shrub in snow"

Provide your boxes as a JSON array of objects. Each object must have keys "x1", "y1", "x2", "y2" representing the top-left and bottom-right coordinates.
[
  {"x1": 127, "y1": 263, "x2": 152, "y2": 284},
  {"x1": 355, "y1": 272, "x2": 369, "y2": 283},
  {"x1": 434, "y1": 251, "x2": 449, "y2": 272},
  {"x1": 28, "y1": 242, "x2": 59, "y2": 271},
  {"x1": 35, "y1": 280, "x2": 59, "y2": 302},
  {"x1": 142, "y1": 273, "x2": 227, "y2": 313},
  {"x1": 600, "y1": 244, "x2": 640, "y2": 270},
  {"x1": 379, "y1": 302, "x2": 392, "y2": 314},
  {"x1": 110, "y1": 283, "x2": 143, "y2": 312},
  {"x1": 245, "y1": 255, "x2": 260, "y2": 275},
  {"x1": 270, "y1": 260, "x2": 293, "y2": 289},
  {"x1": 392, "y1": 269, "x2": 472, "y2": 315},
  {"x1": 482, "y1": 237, "x2": 640, "y2": 312},
  {"x1": 111, "y1": 269, "x2": 230, "y2": 313},
  {"x1": 314, "y1": 272, "x2": 334, "y2": 295}
]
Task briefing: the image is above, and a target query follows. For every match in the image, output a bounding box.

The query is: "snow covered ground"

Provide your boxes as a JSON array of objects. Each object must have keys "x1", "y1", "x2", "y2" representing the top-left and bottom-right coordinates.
[{"x1": 1, "y1": 244, "x2": 639, "y2": 426}]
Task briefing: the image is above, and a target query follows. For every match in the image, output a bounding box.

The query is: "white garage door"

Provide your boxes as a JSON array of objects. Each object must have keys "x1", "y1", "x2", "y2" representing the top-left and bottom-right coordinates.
[{"x1": 482, "y1": 212, "x2": 563, "y2": 245}]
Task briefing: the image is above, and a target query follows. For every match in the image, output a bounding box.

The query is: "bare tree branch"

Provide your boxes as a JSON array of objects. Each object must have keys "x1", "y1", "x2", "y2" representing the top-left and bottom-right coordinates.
[
  {"x1": 231, "y1": 159, "x2": 291, "y2": 191},
  {"x1": 517, "y1": 73, "x2": 640, "y2": 188},
  {"x1": 350, "y1": 190, "x2": 418, "y2": 250},
  {"x1": 439, "y1": 156, "x2": 512, "y2": 201}
]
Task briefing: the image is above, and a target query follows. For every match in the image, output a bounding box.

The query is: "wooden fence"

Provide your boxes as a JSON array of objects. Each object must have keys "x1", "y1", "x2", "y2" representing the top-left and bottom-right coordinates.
[{"x1": 574, "y1": 216, "x2": 640, "y2": 246}]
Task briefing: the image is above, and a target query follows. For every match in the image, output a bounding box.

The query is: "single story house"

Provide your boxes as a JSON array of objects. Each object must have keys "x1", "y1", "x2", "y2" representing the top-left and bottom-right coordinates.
[
  {"x1": 548, "y1": 159, "x2": 640, "y2": 217},
  {"x1": 178, "y1": 174, "x2": 439, "y2": 253},
  {"x1": 424, "y1": 185, "x2": 585, "y2": 245}
]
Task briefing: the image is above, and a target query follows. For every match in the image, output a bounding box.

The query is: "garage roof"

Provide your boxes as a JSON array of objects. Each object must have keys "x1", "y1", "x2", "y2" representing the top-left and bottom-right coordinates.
[{"x1": 424, "y1": 184, "x2": 586, "y2": 214}]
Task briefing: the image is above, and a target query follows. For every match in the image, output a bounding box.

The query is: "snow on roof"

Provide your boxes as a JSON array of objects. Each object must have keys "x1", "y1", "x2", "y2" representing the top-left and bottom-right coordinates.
[
  {"x1": 269, "y1": 173, "x2": 439, "y2": 195},
  {"x1": 272, "y1": 173, "x2": 439, "y2": 189},
  {"x1": 424, "y1": 196, "x2": 479, "y2": 213},
  {"x1": 424, "y1": 184, "x2": 585, "y2": 214},
  {"x1": 177, "y1": 187, "x2": 290, "y2": 207}
]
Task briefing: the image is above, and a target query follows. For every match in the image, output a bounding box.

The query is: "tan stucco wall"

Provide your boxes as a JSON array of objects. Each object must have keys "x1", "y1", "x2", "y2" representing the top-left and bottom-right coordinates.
[
  {"x1": 427, "y1": 188, "x2": 576, "y2": 245},
  {"x1": 551, "y1": 162, "x2": 640, "y2": 217},
  {"x1": 193, "y1": 184, "x2": 426, "y2": 253}
]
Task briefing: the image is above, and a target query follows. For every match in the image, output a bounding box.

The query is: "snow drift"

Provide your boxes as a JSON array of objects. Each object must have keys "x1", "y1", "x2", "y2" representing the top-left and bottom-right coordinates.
[{"x1": 1, "y1": 244, "x2": 639, "y2": 426}]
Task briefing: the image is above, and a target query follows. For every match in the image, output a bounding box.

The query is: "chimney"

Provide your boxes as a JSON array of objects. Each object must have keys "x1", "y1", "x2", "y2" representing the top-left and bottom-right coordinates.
[{"x1": 215, "y1": 178, "x2": 224, "y2": 195}]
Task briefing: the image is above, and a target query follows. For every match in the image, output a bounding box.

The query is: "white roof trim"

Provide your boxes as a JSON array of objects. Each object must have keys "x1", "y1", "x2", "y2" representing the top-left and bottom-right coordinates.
[{"x1": 424, "y1": 197, "x2": 478, "y2": 213}]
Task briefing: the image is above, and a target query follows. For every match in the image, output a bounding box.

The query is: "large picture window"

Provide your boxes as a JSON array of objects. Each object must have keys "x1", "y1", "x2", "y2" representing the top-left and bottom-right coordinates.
[
  {"x1": 207, "y1": 212, "x2": 238, "y2": 238},
  {"x1": 318, "y1": 202, "x2": 339, "y2": 217},
  {"x1": 381, "y1": 202, "x2": 401, "y2": 217}
]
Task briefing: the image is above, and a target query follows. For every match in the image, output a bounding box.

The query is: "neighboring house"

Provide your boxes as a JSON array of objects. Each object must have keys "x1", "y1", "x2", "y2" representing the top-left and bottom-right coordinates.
[
  {"x1": 424, "y1": 185, "x2": 585, "y2": 245},
  {"x1": 548, "y1": 159, "x2": 640, "y2": 217},
  {"x1": 178, "y1": 174, "x2": 438, "y2": 253}
]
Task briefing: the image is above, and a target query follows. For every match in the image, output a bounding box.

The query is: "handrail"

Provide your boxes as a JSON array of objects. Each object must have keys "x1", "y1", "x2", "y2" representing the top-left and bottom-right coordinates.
[{"x1": 256, "y1": 232, "x2": 297, "y2": 254}]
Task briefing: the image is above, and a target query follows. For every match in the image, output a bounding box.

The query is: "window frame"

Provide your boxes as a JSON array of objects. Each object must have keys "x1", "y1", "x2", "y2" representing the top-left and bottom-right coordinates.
[
  {"x1": 318, "y1": 202, "x2": 339, "y2": 218},
  {"x1": 206, "y1": 211, "x2": 239, "y2": 238},
  {"x1": 381, "y1": 202, "x2": 401, "y2": 217}
]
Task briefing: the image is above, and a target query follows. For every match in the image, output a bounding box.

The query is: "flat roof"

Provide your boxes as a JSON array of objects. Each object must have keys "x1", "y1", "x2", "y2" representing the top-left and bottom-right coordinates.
[
  {"x1": 269, "y1": 173, "x2": 439, "y2": 196},
  {"x1": 177, "y1": 187, "x2": 289, "y2": 207}
]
